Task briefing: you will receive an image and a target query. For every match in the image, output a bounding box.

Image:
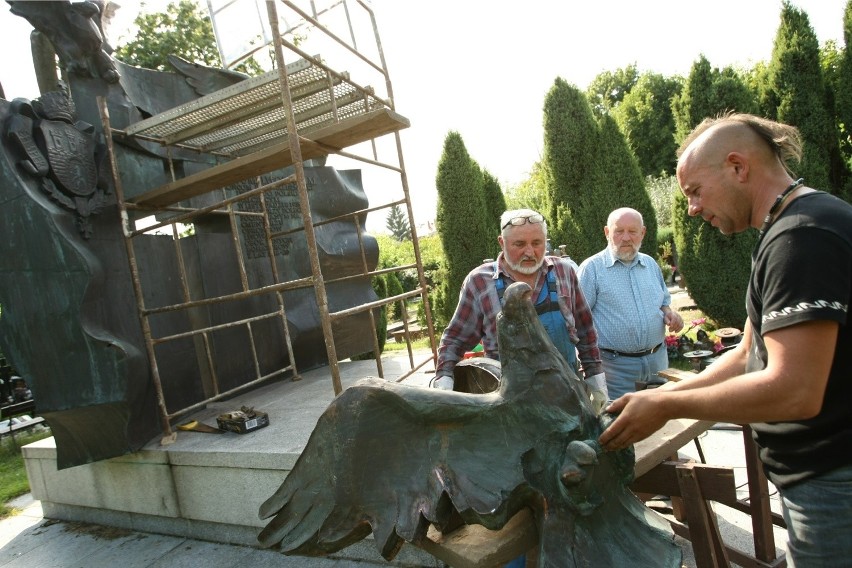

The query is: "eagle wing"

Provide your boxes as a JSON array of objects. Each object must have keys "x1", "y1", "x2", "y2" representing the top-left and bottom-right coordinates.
[{"x1": 257, "y1": 379, "x2": 578, "y2": 559}]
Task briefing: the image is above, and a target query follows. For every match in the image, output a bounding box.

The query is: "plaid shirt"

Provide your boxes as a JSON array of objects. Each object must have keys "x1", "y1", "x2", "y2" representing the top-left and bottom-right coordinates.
[{"x1": 436, "y1": 254, "x2": 602, "y2": 379}]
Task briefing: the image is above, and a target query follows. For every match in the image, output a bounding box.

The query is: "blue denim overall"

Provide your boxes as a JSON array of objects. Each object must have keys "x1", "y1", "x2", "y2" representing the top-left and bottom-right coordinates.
[{"x1": 496, "y1": 266, "x2": 577, "y2": 369}]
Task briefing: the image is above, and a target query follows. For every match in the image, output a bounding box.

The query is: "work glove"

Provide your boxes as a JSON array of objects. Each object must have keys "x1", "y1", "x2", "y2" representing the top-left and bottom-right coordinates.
[
  {"x1": 584, "y1": 372, "x2": 608, "y2": 415},
  {"x1": 430, "y1": 375, "x2": 454, "y2": 390}
]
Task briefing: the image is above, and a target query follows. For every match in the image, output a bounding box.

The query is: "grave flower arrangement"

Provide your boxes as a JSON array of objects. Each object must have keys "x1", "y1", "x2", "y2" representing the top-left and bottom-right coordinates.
[{"x1": 665, "y1": 317, "x2": 723, "y2": 360}]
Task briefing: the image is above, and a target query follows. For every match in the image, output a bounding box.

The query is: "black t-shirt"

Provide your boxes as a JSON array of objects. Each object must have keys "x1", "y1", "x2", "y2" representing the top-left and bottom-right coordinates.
[{"x1": 746, "y1": 191, "x2": 852, "y2": 488}]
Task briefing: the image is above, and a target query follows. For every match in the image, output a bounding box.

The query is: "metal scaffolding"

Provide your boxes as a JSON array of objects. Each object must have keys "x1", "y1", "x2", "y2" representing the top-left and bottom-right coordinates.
[{"x1": 98, "y1": 0, "x2": 437, "y2": 442}]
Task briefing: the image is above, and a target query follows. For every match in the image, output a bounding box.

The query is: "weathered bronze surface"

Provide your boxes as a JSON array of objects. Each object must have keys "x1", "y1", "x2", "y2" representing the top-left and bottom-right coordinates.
[{"x1": 258, "y1": 282, "x2": 681, "y2": 566}]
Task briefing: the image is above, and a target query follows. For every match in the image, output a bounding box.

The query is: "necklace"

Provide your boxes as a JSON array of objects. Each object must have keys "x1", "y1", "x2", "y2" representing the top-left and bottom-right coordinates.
[{"x1": 758, "y1": 178, "x2": 804, "y2": 236}]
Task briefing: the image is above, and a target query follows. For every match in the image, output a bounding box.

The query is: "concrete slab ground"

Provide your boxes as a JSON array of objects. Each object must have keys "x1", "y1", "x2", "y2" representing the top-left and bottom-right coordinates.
[{"x1": 0, "y1": 493, "x2": 438, "y2": 568}]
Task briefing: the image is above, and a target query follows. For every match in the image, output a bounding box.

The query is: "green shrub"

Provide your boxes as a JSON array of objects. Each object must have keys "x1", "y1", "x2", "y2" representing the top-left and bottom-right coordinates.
[
  {"x1": 673, "y1": 191, "x2": 754, "y2": 328},
  {"x1": 351, "y1": 275, "x2": 388, "y2": 360},
  {"x1": 385, "y1": 271, "x2": 404, "y2": 321}
]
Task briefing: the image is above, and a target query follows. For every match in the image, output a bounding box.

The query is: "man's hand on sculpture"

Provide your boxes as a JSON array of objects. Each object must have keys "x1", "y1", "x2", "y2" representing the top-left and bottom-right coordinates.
[
  {"x1": 430, "y1": 375, "x2": 454, "y2": 390},
  {"x1": 584, "y1": 372, "x2": 608, "y2": 415}
]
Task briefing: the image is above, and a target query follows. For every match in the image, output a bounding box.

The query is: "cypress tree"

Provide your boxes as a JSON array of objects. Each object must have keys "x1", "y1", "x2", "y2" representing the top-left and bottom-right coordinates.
[
  {"x1": 592, "y1": 114, "x2": 658, "y2": 260},
  {"x1": 672, "y1": 191, "x2": 752, "y2": 328},
  {"x1": 435, "y1": 132, "x2": 490, "y2": 322},
  {"x1": 542, "y1": 78, "x2": 599, "y2": 256},
  {"x1": 767, "y1": 1, "x2": 839, "y2": 192},
  {"x1": 671, "y1": 56, "x2": 760, "y2": 329},
  {"x1": 672, "y1": 56, "x2": 716, "y2": 143},
  {"x1": 481, "y1": 169, "x2": 507, "y2": 257}
]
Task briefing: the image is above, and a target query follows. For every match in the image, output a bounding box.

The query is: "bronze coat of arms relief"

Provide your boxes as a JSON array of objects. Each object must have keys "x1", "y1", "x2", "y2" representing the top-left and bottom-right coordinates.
[{"x1": 4, "y1": 85, "x2": 108, "y2": 238}]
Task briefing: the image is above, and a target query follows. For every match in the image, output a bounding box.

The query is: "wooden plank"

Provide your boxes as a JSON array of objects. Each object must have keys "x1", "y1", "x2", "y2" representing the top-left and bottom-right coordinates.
[
  {"x1": 677, "y1": 464, "x2": 731, "y2": 567},
  {"x1": 634, "y1": 418, "x2": 714, "y2": 478},
  {"x1": 419, "y1": 508, "x2": 537, "y2": 568},
  {"x1": 742, "y1": 426, "x2": 780, "y2": 563},
  {"x1": 127, "y1": 108, "x2": 410, "y2": 208},
  {"x1": 657, "y1": 367, "x2": 696, "y2": 382},
  {"x1": 632, "y1": 460, "x2": 737, "y2": 504}
]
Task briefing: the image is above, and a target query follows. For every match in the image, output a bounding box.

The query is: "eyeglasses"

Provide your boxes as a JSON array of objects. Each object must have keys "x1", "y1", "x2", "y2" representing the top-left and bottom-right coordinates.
[{"x1": 501, "y1": 213, "x2": 544, "y2": 230}]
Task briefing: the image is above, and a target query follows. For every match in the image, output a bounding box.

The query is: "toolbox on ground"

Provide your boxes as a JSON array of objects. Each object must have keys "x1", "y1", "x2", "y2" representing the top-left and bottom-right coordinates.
[{"x1": 216, "y1": 406, "x2": 269, "y2": 434}]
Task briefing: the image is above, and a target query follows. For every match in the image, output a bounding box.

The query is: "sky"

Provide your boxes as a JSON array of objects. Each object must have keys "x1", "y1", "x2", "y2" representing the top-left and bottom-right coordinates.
[{"x1": 0, "y1": 0, "x2": 847, "y2": 232}]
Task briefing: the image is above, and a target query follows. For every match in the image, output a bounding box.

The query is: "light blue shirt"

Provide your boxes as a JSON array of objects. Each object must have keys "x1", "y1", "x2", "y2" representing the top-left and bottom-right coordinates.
[{"x1": 577, "y1": 248, "x2": 671, "y2": 353}]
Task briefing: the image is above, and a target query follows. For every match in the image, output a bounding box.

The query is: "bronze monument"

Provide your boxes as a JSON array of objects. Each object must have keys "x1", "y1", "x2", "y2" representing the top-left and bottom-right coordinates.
[{"x1": 258, "y1": 282, "x2": 681, "y2": 567}]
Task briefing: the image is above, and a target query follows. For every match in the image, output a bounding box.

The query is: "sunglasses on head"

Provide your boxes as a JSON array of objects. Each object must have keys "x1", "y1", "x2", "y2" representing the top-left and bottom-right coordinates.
[{"x1": 501, "y1": 213, "x2": 544, "y2": 230}]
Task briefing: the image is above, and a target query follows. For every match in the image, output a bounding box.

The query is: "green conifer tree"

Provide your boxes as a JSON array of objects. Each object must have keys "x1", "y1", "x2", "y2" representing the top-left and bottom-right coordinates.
[
  {"x1": 385, "y1": 204, "x2": 411, "y2": 242},
  {"x1": 671, "y1": 191, "x2": 752, "y2": 328},
  {"x1": 481, "y1": 169, "x2": 507, "y2": 257},
  {"x1": 435, "y1": 132, "x2": 490, "y2": 322},
  {"x1": 591, "y1": 114, "x2": 658, "y2": 260},
  {"x1": 766, "y1": 1, "x2": 841, "y2": 192},
  {"x1": 542, "y1": 78, "x2": 599, "y2": 256},
  {"x1": 671, "y1": 56, "x2": 761, "y2": 329},
  {"x1": 834, "y1": 2, "x2": 852, "y2": 195}
]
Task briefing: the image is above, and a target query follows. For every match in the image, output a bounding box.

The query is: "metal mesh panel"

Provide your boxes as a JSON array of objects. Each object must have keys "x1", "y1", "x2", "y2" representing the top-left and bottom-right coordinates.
[{"x1": 123, "y1": 57, "x2": 385, "y2": 155}]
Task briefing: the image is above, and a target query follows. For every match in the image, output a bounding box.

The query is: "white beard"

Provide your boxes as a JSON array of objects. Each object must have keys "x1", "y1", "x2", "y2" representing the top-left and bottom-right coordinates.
[
  {"x1": 610, "y1": 243, "x2": 640, "y2": 263},
  {"x1": 506, "y1": 256, "x2": 544, "y2": 275}
]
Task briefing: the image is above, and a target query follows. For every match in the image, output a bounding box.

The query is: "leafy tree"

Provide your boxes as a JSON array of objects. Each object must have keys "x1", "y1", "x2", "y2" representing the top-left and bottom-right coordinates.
[
  {"x1": 586, "y1": 64, "x2": 639, "y2": 117},
  {"x1": 385, "y1": 204, "x2": 411, "y2": 242},
  {"x1": 646, "y1": 175, "x2": 679, "y2": 228},
  {"x1": 375, "y1": 233, "x2": 445, "y2": 293},
  {"x1": 481, "y1": 169, "x2": 507, "y2": 255},
  {"x1": 113, "y1": 0, "x2": 262, "y2": 75},
  {"x1": 765, "y1": 1, "x2": 843, "y2": 192},
  {"x1": 542, "y1": 78, "x2": 599, "y2": 255},
  {"x1": 613, "y1": 72, "x2": 682, "y2": 177},
  {"x1": 505, "y1": 161, "x2": 549, "y2": 214},
  {"x1": 435, "y1": 131, "x2": 490, "y2": 322},
  {"x1": 744, "y1": 60, "x2": 775, "y2": 117}
]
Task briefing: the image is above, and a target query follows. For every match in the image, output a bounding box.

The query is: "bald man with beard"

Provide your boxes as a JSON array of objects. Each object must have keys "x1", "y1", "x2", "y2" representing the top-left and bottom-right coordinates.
[{"x1": 578, "y1": 207, "x2": 683, "y2": 400}]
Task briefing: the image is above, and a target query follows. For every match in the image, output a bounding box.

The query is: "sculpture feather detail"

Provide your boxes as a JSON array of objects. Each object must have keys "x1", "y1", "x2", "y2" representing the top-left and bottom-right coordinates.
[{"x1": 258, "y1": 282, "x2": 681, "y2": 567}]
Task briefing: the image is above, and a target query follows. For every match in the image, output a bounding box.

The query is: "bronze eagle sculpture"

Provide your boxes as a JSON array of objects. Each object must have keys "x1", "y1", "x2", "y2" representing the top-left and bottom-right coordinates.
[{"x1": 258, "y1": 282, "x2": 681, "y2": 567}]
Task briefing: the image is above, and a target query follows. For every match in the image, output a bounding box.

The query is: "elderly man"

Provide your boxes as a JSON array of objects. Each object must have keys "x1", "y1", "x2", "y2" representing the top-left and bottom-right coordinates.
[
  {"x1": 432, "y1": 208, "x2": 606, "y2": 405},
  {"x1": 599, "y1": 114, "x2": 852, "y2": 566},
  {"x1": 577, "y1": 207, "x2": 683, "y2": 400}
]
